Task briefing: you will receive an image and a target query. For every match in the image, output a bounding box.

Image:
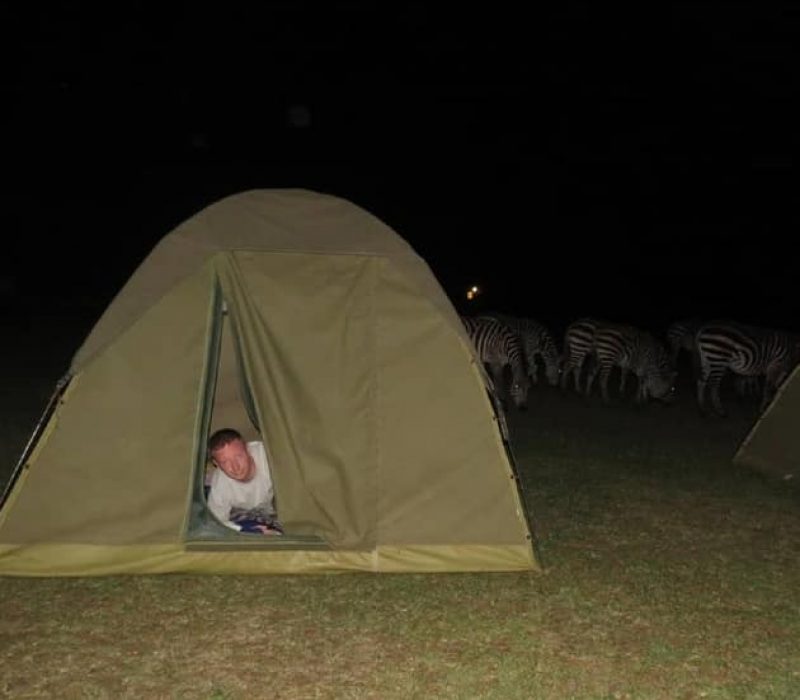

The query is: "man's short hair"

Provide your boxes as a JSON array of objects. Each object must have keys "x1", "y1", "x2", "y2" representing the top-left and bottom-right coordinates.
[{"x1": 208, "y1": 428, "x2": 243, "y2": 457}]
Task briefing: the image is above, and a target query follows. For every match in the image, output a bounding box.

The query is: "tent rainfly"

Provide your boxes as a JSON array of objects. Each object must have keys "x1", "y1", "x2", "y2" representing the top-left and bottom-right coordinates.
[
  {"x1": 0, "y1": 189, "x2": 539, "y2": 576},
  {"x1": 734, "y1": 363, "x2": 800, "y2": 481}
]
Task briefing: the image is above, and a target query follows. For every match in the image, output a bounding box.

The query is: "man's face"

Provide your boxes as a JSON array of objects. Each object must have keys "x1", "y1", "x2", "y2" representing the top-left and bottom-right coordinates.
[{"x1": 211, "y1": 439, "x2": 256, "y2": 482}]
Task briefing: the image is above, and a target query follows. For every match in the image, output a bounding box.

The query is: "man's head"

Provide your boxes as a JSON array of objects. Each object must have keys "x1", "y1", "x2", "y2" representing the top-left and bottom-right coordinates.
[{"x1": 208, "y1": 428, "x2": 256, "y2": 482}]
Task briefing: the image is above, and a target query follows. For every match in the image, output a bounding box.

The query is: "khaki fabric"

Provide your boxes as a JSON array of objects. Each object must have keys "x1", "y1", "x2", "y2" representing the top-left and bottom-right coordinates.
[
  {"x1": 734, "y1": 364, "x2": 800, "y2": 480},
  {"x1": 208, "y1": 312, "x2": 259, "y2": 443},
  {"x1": 0, "y1": 265, "x2": 213, "y2": 543},
  {"x1": 0, "y1": 543, "x2": 535, "y2": 576},
  {"x1": 73, "y1": 190, "x2": 469, "y2": 371},
  {"x1": 215, "y1": 251, "x2": 378, "y2": 549},
  {"x1": 0, "y1": 189, "x2": 538, "y2": 575},
  {"x1": 374, "y1": 260, "x2": 531, "y2": 546}
]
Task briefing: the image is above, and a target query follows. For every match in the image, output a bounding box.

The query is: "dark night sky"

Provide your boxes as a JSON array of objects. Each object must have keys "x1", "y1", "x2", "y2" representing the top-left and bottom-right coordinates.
[{"x1": 4, "y1": 3, "x2": 800, "y2": 346}]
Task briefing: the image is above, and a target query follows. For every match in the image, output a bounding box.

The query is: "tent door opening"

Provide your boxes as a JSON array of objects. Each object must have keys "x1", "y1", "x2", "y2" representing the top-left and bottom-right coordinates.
[{"x1": 184, "y1": 288, "x2": 328, "y2": 551}]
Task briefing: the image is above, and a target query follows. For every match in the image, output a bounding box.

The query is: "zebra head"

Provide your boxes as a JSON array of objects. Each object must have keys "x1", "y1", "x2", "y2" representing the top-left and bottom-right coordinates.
[
  {"x1": 544, "y1": 359, "x2": 561, "y2": 387},
  {"x1": 644, "y1": 369, "x2": 678, "y2": 402},
  {"x1": 642, "y1": 339, "x2": 678, "y2": 403}
]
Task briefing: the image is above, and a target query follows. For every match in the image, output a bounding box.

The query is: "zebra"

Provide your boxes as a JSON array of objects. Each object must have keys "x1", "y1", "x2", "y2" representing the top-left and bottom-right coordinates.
[
  {"x1": 560, "y1": 317, "x2": 603, "y2": 394},
  {"x1": 666, "y1": 317, "x2": 703, "y2": 364},
  {"x1": 667, "y1": 317, "x2": 762, "y2": 399},
  {"x1": 585, "y1": 322, "x2": 677, "y2": 404},
  {"x1": 480, "y1": 313, "x2": 561, "y2": 386},
  {"x1": 461, "y1": 316, "x2": 529, "y2": 410},
  {"x1": 695, "y1": 321, "x2": 800, "y2": 416}
]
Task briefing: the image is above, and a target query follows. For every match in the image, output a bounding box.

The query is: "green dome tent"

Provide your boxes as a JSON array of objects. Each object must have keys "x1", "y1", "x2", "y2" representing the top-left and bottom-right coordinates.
[{"x1": 0, "y1": 189, "x2": 538, "y2": 576}]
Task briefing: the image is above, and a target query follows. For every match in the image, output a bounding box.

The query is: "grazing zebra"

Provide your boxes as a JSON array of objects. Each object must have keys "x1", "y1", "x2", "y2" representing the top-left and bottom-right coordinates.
[
  {"x1": 461, "y1": 316, "x2": 529, "y2": 410},
  {"x1": 695, "y1": 321, "x2": 800, "y2": 416},
  {"x1": 560, "y1": 317, "x2": 603, "y2": 394},
  {"x1": 481, "y1": 313, "x2": 561, "y2": 386},
  {"x1": 667, "y1": 318, "x2": 762, "y2": 400},
  {"x1": 666, "y1": 317, "x2": 703, "y2": 363},
  {"x1": 585, "y1": 322, "x2": 677, "y2": 404}
]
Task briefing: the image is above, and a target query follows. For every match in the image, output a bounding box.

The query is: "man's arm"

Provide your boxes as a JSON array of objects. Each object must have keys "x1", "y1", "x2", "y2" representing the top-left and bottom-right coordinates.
[
  {"x1": 207, "y1": 481, "x2": 281, "y2": 535},
  {"x1": 207, "y1": 483, "x2": 242, "y2": 532}
]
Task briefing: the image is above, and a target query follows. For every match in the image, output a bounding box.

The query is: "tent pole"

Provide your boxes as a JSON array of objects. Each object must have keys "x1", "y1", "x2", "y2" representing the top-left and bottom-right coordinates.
[{"x1": 0, "y1": 373, "x2": 72, "y2": 510}]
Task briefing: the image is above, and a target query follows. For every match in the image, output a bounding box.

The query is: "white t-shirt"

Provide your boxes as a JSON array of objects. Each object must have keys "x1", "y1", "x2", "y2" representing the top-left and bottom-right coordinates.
[{"x1": 207, "y1": 441, "x2": 275, "y2": 531}]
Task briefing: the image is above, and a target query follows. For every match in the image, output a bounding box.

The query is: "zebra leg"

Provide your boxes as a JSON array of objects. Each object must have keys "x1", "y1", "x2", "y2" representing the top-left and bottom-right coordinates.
[
  {"x1": 697, "y1": 372, "x2": 720, "y2": 416},
  {"x1": 546, "y1": 357, "x2": 561, "y2": 387},
  {"x1": 488, "y1": 362, "x2": 507, "y2": 406},
  {"x1": 560, "y1": 366, "x2": 570, "y2": 392},
  {"x1": 582, "y1": 359, "x2": 594, "y2": 395},
  {"x1": 707, "y1": 372, "x2": 727, "y2": 417},
  {"x1": 619, "y1": 367, "x2": 628, "y2": 396},
  {"x1": 634, "y1": 375, "x2": 648, "y2": 405},
  {"x1": 696, "y1": 376, "x2": 706, "y2": 413},
  {"x1": 559, "y1": 354, "x2": 573, "y2": 392},
  {"x1": 584, "y1": 359, "x2": 599, "y2": 397},
  {"x1": 599, "y1": 365, "x2": 613, "y2": 403},
  {"x1": 632, "y1": 375, "x2": 642, "y2": 404},
  {"x1": 529, "y1": 358, "x2": 539, "y2": 386},
  {"x1": 759, "y1": 383, "x2": 772, "y2": 413}
]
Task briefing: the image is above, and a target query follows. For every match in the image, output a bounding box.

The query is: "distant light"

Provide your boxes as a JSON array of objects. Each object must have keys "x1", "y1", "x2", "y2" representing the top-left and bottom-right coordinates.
[{"x1": 466, "y1": 284, "x2": 481, "y2": 301}]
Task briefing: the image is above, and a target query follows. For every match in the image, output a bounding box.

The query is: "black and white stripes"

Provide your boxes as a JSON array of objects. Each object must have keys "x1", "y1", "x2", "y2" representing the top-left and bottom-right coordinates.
[
  {"x1": 457, "y1": 309, "x2": 798, "y2": 418},
  {"x1": 586, "y1": 323, "x2": 676, "y2": 403},
  {"x1": 482, "y1": 313, "x2": 561, "y2": 387},
  {"x1": 461, "y1": 315, "x2": 529, "y2": 409},
  {"x1": 561, "y1": 318, "x2": 675, "y2": 403},
  {"x1": 561, "y1": 317, "x2": 601, "y2": 394},
  {"x1": 666, "y1": 318, "x2": 702, "y2": 363},
  {"x1": 695, "y1": 321, "x2": 799, "y2": 415}
]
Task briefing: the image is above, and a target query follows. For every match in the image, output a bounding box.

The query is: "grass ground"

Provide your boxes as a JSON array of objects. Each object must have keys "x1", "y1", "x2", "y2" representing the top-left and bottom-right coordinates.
[{"x1": 1, "y1": 333, "x2": 799, "y2": 698}]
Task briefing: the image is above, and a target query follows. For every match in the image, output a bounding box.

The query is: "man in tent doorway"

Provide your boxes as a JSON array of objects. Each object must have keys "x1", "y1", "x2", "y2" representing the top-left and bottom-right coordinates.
[{"x1": 206, "y1": 428, "x2": 283, "y2": 535}]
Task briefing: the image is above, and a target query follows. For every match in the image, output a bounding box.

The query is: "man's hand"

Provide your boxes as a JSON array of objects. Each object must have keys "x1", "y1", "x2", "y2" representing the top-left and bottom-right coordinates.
[{"x1": 255, "y1": 524, "x2": 282, "y2": 535}]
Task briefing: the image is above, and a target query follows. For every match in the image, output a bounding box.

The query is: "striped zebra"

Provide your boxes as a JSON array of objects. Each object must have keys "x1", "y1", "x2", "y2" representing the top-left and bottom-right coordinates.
[
  {"x1": 695, "y1": 321, "x2": 800, "y2": 416},
  {"x1": 666, "y1": 318, "x2": 703, "y2": 363},
  {"x1": 481, "y1": 313, "x2": 561, "y2": 386},
  {"x1": 668, "y1": 317, "x2": 761, "y2": 399},
  {"x1": 585, "y1": 322, "x2": 676, "y2": 404},
  {"x1": 461, "y1": 316, "x2": 529, "y2": 409},
  {"x1": 560, "y1": 317, "x2": 603, "y2": 394}
]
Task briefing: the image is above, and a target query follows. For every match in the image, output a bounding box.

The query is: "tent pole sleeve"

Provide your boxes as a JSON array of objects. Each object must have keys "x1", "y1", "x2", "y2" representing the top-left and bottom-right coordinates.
[
  {"x1": 0, "y1": 373, "x2": 72, "y2": 511},
  {"x1": 498, "y1": 419, "x2": 545, "y2": 570},
  {"x1": 182, "y1": 276, "x2": 224, "y2": 537}
]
